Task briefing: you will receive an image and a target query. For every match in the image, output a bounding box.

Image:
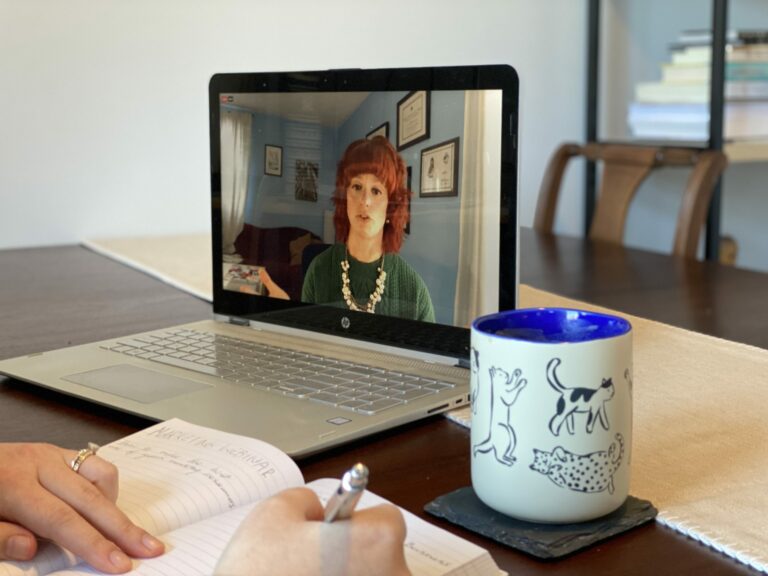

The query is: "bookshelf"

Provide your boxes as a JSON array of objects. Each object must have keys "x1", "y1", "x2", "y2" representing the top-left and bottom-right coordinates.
[{"x1": 585, "y1": 0, "x2": 768, "y2": 262}]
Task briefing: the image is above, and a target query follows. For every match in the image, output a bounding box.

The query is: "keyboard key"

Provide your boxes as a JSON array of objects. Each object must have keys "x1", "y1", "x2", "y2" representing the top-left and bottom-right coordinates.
[
  {"x1": 301, "y1": 380, "x2": 334, "y2": 392},
  {"x1": 307, "y1": 392, "x2": 340, "y2": 405},
  {"x1": 305, "y1": 374, "x2": 338, "y2": 386},
  {"x1": 359, "y1": 398, "x2": 405, "y2": 414},
  {"x1": 278, "y1": 377, "x2": 309, "y2": 389},
  {"x1": 274, "y1": 384, "x2": 314, "y2": 397},
  {"x1": 423, "y1": 381, "x2": 455, "y2": 391},
  {"x1": 387, "y1": 383, "x2": 419, "y2": 394},
  {"x1": 355, "y1": 393, "x2": 386, "y2": 403},
  {"x1": 399, "y1": 389, "x2": 434, "y2": 402},
  {"x1": 117, "y1": 338, "x2": 153, "y2": 348},
  {"x1": 110, "y1": 345, "x2": 133, "y2": 353},
  {"x1": 343, "y1": 366, "x2": 374, "y2": 376},
  {"x1": 318, "y1": 367, "x2": 343, "y2": 375},
  {"x1": 337, "y1": 399, "x2": 368, "y2": 410},
  {"x1": 152, "y1": 355, "x2": 224, "y2": 376}
]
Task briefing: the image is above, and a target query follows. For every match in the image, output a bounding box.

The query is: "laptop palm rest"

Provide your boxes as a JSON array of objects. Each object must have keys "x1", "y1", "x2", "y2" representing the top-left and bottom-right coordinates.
[{"x1": 63, "y1": 364, "x2": 211, "y2": 404}]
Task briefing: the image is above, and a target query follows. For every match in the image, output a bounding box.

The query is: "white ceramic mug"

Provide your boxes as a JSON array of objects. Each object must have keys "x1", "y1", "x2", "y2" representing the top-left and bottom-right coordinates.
[{"x1": 470, "y1": 308, "x2": 633, "y2": 523}]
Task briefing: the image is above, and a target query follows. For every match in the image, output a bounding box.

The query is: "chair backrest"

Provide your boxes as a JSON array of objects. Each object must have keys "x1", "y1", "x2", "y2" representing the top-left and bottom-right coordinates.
[
  {"x1": 533, "y1": 142, "x2": 728, "y2": 258},
  {"x1": 301, "y1": 242, "x2": 331, "y2": 279}
]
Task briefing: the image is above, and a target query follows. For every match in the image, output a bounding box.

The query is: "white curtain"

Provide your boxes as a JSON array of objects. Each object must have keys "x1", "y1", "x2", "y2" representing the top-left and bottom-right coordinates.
[
  {"x1": 453, "y1": 91, "x2": 501, "y2": 327},
  {"x1": 220, "y1": 110, "x2": 252, "y2": 262}
]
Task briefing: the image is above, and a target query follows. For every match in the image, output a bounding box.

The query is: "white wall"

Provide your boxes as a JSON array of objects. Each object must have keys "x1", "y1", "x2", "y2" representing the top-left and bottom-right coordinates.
[{"x1": 0, "y1": 0, "x2": 586, "y2": 249}]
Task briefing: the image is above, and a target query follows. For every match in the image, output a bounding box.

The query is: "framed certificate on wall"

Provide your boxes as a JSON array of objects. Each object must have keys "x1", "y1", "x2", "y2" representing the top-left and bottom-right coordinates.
[
  {"x1": 420, "y1": 137, "x2": 459, "y2": 197},
  {"x1": 396, "y1": 91, "x2": 430, "y2": 150}
]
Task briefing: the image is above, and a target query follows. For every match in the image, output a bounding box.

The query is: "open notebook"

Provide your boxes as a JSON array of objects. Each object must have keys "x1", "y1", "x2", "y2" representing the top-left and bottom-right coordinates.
[
  {"x1": 0, "y1": 419, "x2": 504, "y2": 576},
  {"x1": 0, "y1": 65, "x2": 519, "y2": 457}
]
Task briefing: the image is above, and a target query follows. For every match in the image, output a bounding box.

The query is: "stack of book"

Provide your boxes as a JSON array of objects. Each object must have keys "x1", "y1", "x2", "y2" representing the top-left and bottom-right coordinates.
[{"x1": 628, "y1": 29, "x2": 768, "y2": 141}]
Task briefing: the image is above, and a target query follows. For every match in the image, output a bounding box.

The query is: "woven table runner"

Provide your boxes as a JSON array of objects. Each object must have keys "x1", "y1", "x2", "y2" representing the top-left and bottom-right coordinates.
[{"x1": 83, "y1": 234, "x2": 213, "y2": 301}]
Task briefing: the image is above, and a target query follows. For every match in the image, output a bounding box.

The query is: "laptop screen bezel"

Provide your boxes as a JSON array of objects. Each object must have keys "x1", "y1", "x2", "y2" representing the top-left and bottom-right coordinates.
[{"x1": 208, "y1": 65, "x2": 519, "y2": 361}]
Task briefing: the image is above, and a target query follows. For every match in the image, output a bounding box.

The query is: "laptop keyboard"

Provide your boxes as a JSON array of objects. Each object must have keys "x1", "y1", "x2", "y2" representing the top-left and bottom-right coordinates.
[{"x1": 101, "y1": 329, "x2": 455, "y2": 415}]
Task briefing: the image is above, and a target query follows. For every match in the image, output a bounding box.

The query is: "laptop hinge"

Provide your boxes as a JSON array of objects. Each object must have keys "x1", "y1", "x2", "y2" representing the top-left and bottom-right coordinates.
[{"x1": 228, "y1": 316, "x2": 249, "y2": 326}]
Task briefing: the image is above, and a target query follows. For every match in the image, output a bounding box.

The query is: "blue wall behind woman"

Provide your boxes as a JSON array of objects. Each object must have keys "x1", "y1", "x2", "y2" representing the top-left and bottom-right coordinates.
[{"x1": 244, "y1": 113, "x2": 335, "y2": 239}]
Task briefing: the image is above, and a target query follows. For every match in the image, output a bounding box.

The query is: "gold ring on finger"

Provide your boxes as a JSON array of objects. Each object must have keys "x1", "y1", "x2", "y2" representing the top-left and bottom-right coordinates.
[{"x1": 70, "y1": 442, "x2": 100, "y2": 473}]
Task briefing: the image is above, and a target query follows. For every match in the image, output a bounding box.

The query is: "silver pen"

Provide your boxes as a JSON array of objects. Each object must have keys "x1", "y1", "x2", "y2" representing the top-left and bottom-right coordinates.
[{"x1": 323, "y1": 463, "x2": 369, "y2": 522}]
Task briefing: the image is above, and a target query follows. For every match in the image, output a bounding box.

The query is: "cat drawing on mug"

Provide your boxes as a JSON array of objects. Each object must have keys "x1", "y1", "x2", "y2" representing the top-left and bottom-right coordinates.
[
  {"x1": 530, "y1": 433, "x2": 624, "y2": 494},
  {"x1": 472, "y1": 366, "x2": 527, "y2": 466},
  {"x1": 547, "y1": 357, "x2": 615, "y2": 436}
]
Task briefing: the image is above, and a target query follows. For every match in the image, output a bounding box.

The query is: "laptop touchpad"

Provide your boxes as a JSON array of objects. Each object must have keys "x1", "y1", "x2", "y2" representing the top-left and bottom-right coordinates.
[{"x1": 63, "y1": 364, "x2": 211, "y2": 403}]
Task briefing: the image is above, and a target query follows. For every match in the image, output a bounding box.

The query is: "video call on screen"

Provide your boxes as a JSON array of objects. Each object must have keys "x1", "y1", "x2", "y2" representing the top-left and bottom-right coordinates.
[{"x1": 219, "y1": 89, "x2": 502, "y2": 329}]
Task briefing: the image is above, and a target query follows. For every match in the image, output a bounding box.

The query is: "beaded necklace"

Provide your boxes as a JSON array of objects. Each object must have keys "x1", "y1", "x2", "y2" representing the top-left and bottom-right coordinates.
[{"x1": 340, "y1": 248, "x2": 386, "y2": 313}]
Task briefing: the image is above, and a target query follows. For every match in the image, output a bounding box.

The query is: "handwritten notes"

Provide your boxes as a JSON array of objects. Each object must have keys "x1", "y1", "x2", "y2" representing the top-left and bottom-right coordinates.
[{"x1": 103, "y1": 420, "x2": 304, "y2": 535}]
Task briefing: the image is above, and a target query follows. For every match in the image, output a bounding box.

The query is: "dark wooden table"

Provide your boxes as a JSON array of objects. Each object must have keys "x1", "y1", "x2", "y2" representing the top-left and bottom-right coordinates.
[{"x1": 1, "y1": 229, "x2": 765, "y2": 575}]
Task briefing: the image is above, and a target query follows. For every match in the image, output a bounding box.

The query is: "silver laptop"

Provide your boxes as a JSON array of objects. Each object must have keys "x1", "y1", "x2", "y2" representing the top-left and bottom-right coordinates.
[{"x1": 0, "y1": 65, "x2": 519, "y2": 457}]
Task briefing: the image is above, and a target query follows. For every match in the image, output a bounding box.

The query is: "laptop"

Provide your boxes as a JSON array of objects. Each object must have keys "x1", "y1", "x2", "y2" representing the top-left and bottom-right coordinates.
[{"x1": 0, "y1": 65, "x2": 519, "y2": 457}]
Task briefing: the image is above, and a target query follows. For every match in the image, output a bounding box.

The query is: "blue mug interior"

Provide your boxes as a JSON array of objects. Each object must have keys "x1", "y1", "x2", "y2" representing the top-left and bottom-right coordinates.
[{"x1": 472, "y1": 308, "x2": 631, "y2": 343}]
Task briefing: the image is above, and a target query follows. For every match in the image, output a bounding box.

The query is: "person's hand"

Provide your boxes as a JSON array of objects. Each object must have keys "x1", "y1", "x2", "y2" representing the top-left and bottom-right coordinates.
[
  {"x1": 258, "y1": 268, "x2": 290, "y2": 300},
  {"x1": 237, "y1": 285, "x2": 260, "y2": 295},
  {"x1": 216, "y1": 487, "x2": 411, "y2": 576},
  {"x1": 0, "y1": 443, "x2": 164, "y2": 573}
]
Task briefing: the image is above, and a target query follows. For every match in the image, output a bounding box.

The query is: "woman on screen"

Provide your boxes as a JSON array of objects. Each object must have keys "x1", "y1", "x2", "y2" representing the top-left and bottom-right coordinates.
[{"x1": 258, "y1": 136, "x2": 434, "y2": 322}]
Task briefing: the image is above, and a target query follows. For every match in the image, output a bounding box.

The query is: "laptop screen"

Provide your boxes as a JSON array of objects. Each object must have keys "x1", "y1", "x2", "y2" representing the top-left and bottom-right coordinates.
[{"x1": 209, "y1": 66, "x2": 518, "y2": 360}]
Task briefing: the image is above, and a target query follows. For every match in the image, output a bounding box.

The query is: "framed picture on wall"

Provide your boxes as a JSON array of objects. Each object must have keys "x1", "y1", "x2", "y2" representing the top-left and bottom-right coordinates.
[
  {"x1": 366, "y1": 122, "x2": 389, "y2": 140},
  {"x1": 396, "y1": 90, "x2": 430, "y2": 150},
  {"x1": 420, "y1": 137, "x2": 459, "y2": 198},
  {"x1": 264, "y1": 145, "x2": 283, "y2": 177},
  {"x1": 295, "y1": 159, "x2": 319, "y2": 202}
]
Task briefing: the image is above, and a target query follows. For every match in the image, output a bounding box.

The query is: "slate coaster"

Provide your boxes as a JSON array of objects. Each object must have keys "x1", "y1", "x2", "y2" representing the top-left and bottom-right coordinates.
[{"x1": 424, "y1": 486, "x2": 657, "y2": 559}]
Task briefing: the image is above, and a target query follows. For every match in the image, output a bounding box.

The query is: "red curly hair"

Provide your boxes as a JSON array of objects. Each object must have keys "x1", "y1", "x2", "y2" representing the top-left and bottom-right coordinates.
[{"x1": 333, "y1": 136, "x2": 410, "y2": 253}]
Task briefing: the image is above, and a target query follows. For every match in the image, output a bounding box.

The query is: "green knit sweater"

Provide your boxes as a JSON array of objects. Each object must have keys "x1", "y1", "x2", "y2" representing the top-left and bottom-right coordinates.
[{"x1": 302, "y1": 243, "x2": 435, "y2": 322}]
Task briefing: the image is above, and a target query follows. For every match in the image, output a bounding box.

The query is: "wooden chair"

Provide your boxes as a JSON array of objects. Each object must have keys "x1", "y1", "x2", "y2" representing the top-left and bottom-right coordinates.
[{"x1": 533, "y1": 142, "x2": 728, "y2": 258}]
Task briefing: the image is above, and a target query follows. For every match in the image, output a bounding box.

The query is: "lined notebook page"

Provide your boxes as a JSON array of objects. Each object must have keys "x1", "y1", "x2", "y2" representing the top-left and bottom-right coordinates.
[
  {"x1": 0, "y1": 419, "x2": 303, "y2": 576},
  {"x1": 106, "y1": 419, "x2": 303, "y2": 535},
  {"x1": 44, "y1": 505, "x2": 257, "y2": 576},
  {"x1": 44, "y1": 480, "x2": 502, "y2": 576}
]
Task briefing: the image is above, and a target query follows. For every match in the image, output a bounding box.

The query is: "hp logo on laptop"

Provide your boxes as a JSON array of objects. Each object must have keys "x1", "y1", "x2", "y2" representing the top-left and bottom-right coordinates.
[{"x1": 340, "y1": 316, "x2": 351, "y2": 329}]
